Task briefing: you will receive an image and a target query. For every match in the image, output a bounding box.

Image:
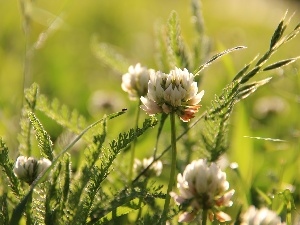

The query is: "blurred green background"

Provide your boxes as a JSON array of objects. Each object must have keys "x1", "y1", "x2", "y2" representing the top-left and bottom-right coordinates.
[{"x1": 1, "y1": 0, "x2": 300, "y2": 215}]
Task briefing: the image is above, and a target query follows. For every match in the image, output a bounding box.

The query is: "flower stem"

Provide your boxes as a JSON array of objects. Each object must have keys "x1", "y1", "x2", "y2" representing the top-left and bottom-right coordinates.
[
  {"x1": 162, "y1": 112, "x2": 177, "y2": 220},
  {"x1": 202, "y1": 210, "x2": 208, "y2": 225},
  {"x1": 129, "y1": 100, "x2": 141, "y2": 182}
]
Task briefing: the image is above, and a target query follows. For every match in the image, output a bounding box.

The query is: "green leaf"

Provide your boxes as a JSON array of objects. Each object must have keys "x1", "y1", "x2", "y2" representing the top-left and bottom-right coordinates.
[
  {"x1": 237, "y1": 77, "x2": 272, "y2": 100},
  {"x1": 270, "y1": 11, "x2": 287, "y2": 49},
  {"x1": 0, "y1": 193, "x2": 9, "y2": 225},
  {"x1": 18, "y1": 83, "x2": 39, "y2": 156},
  {"x1": 11, "y1": 110, "x2": 127, "y2": 225},
  {"x1": 263, "y1": 57, "x2": 299, "y2": 71},
  {"x1": 167, "y1": 10, "x2": 190, "y2": 69},
  {"x1": 255, "y1": 188, "x2": 272, "y2": 205},
  {"x1": 91, "y1": 37, "x2": 129, "y2": 74},
  {"x1": 28, "y1": 111, "x2": 53, "y2": 160},
  {"x1": 9, "y1": 190, "x2": 33, "y2": 225},
  {"x1": 0, "y1": 138, "x2": 22, "y2": 197},
  {"x1": 36, "y1": 94, "x2": 88, "y2": 140}
]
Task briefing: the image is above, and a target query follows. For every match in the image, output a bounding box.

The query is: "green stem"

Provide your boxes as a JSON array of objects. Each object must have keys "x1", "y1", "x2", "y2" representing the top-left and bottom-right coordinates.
[
  {"x1": 162, "y1": 112, "x2": 177, "y2": 220},
  {"x1": 129, "y1": 100, "x2": 141, "y2": 182},
  {"x1": 202, "y1": 210, "x2": 208, "y2": 225}
]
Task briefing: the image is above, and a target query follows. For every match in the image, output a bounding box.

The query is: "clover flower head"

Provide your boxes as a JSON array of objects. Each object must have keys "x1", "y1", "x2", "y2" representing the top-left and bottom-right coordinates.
[
  {"x1": 134, "y1": 157, "x2": 163, "y2": 177},
  {"x1": 241, "y1": 206, "x2": 285, "y2": 225},
  {"x1": 140, "y1": 67, "x2": 204, "y2": 122},
  {"x1": 121, "y1": 63, "x2": 152, "y2": 100},
  {"x1": 170, "y1": 159, "x2": 234, "y2": 223},
  {"x1": 13, "y1": 156, "x2": 52, "y2": 184}
]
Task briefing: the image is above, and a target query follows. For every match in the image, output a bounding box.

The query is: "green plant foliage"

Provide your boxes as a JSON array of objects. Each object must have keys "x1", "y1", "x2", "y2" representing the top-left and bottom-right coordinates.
[
  {"x1": 28, "y1": 112, "x2": 53, "y2": 160},
  {"x1": 0, "y1": 193, "x2": 9, "y2": 225},
  {"x1": 1, "y1": 1, "x2": 300, "y2": 224},
  {"x1": 36, "y1": 94, "x2": 87, "y2": 137},
  {"x1": 0, "y1": 138, "x2": 22, "y2": 197}
]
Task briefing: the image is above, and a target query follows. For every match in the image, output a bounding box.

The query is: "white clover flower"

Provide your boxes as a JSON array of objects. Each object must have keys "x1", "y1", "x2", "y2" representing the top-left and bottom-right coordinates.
[
  {"x1": 241, "y1": 206, "x2": 285, "y2": 225},
  {"x1": 170, "y1": 159, "x2": 234, "y2": 223},
  {"x1": 121, "y1": 63, "x2": 152, "y2": 100},
  {"x1": 13, "y1": 156, "x2": 52, "y2": 184},
  {"x1": 140, "y1": 67, "x2": 204, "y2": 122},
  {"x1": 134, "y1": 157, "x2": 163, "y2": 177}
]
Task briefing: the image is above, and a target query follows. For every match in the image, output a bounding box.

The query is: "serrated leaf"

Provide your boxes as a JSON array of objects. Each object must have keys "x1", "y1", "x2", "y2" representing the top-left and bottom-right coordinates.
[
  {"x1": 11, "y1": 110, "x2": 127, "y2": 225},
  {"x1": 91, "y1": 37, "x2": 129, "y2": 74},
  {"x1": 28, "y1": 111, "x2": 53, "y2": 160},
  {"x1": 167, "y1": 10, "x2": 190, "y2": 69}
]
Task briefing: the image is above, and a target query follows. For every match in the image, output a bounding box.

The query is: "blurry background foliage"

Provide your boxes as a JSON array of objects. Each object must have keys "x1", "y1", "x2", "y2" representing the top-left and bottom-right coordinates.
[{"x1": 1, "y1": 0, "x2": 300, "y2": 213}]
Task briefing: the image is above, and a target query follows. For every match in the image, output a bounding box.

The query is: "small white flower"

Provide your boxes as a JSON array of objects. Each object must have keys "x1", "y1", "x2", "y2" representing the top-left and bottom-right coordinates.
[
  {"x1": 13, "y1": 156, "x2": 52, "y2": 184},
  {"x1": 140, "y1": 67, "x2": 204, "y2": 122},
  {"x1": 134, "y1": 157, "x2": 163, "y2": 177},
  {"x1": 170, "y1": 159, "x2": 234, "y2": 223},
  {"x1": 121, "y1": 63, "x2": 152, "y2": 100},
  {"x1": 241, "y1": 206, "x2": 285, "y2": 225}
]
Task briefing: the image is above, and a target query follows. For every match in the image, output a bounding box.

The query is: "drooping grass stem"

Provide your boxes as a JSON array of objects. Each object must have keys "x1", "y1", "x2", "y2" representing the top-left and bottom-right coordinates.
[
  {"x1": 128, "y1": 100, "x2": 141, "y2": 182},
  {"x1": 162, "y1": 112, "x2": 177, "y2": 220}
]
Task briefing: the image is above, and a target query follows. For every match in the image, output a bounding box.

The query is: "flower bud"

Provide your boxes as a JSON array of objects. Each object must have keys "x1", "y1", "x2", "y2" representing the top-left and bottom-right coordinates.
[
  {"x1": 13, "y1": 156, "x2": 52, "y2": 184},
  {"x1": 121, "y1": 63, "x2": 151, "y2": 100},
  {"x1": 134, "y1": 157, "x2": 163, "y2": 177}
]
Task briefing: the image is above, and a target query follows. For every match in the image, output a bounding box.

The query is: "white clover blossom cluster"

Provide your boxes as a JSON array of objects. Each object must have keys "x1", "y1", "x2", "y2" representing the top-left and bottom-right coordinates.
[
  {"x1": 140, "y1": 67, "x2": 204, "y2": 122},
  {"x1": 121, "y1": 63, "x2": 152, "y2": 100},
  {"x1": 241, "y1": 206, "x2": 285, "y2": 225},
  {"x1": 13, "y1": 156, "x2": 52, "y2": 184},
  {"x1": 170, "y1": 159, "x2": 235, "y2": 223},
  {"x1": 134, "y1": 157, "x2": 163, "y2": 177}
]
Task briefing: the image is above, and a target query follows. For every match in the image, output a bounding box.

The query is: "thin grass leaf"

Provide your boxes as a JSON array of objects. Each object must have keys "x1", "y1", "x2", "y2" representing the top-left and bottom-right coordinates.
[
  {"x1": 232, "y1": 55, "x2": 259, "y2": 82},
  {"x1": 285, "y1": 22, "x2": 300, "y2": 42},
  {"x1": 9, "y1": 190, "x2": 33, "y2": 225},
  {"x1": 194, "y1": 46, "x2": 246, "y2": 76},
  {"x1": 270, "y1": 11, "x2": 288, "y2": 49},
  {"x1": 263, "y1": 57, "x2": 299, "y2": 71},
  {"x1": 243, "y1": 136, "x2": 286, "y2": 142},
  {"x1": 240, "y1": 66, "x2": 261, "y2": 84},
  {"x1": 255, "y1": 188, "x2": 272, "y2": 205},
  {"x1": 28, "y1": 111, "x2": 53, "y2": 160},
  {"x1": 237, "y1": 77, "x2": 272, "y2": 100}
]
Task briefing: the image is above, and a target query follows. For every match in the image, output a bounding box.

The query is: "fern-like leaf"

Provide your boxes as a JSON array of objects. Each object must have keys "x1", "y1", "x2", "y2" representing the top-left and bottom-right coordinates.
[
  {"x1": 36, "y1": 94, "x2": 88, "y2": 139},
  {"x1": 155, "y1": 23, "x2": 171, "y2": 72},
  {"x1": 88, "y1": 184, "x2": 165, "y2": 225},
  {"x1": 167, "y1": 11, "x2": 190, "y2": 70},
  {"x1": 71, "y1": 117, "x2": 157, "y2": 224},
  {"x1": 28, "y1": 111, "x2": 53, "y2": 160},
  {"x1": 0, "y1": 138, "x2": 22, "y2": 197},
  {"x1": 18, "y1": 83, "x2": 39, "y2": 156},
  {"x1": 10, "y1": 110, "x2": 127, "y2": 225},
  {"x1": 0, "y1": 193, "x2": 9, "y2": 225},
  {"x1": 91, "y1": 37, "x2": 129, "y2": 74}
]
